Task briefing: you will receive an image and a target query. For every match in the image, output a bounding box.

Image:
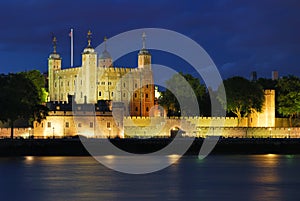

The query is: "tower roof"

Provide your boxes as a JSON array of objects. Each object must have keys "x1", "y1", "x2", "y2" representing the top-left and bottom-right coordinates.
[
  {"x1": 83, "y1": 30, "x2": 95, "y2": 54},
  {"x1": 99, "y1": 36, "x2": 112, "y2": 59},
  {"x1": 49, "y1": 35, "x2": 61, "y2": 59},
  {"x1": 138, "y1": 32, "x2": 150, "y2": 55}
]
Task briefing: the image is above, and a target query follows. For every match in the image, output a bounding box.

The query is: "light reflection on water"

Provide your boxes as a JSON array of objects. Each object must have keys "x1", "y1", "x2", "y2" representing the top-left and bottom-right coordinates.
[{"x1": 0, "y1": 155, "x2": 300, "y2": 201}]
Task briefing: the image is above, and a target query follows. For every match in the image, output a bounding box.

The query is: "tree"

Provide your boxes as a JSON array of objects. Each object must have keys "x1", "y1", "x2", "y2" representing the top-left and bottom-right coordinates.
[
  {"x1": 0, "y1": 73, "x2": 48, "y2": 139},
  {"x1": 158, "y1": 73, "x2": 207, "y2": 116},
  {"x1": 218, "y1": 76, "x2": 265, "y2": 125},
  {"x1": 276, "y1": 76, "x2": 300, "y2": 126},
  {"x1": 20, "y1": 70, "x2": 48, "y2": 103},
  {"x1": 256, "y1": 78, "x2": 277, "y2": 90}
]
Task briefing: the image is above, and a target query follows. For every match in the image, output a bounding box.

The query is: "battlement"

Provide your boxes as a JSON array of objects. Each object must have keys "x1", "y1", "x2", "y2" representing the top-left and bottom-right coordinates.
[{"x1": 264, "y1": 89, "x2": 275, "y2": 95}]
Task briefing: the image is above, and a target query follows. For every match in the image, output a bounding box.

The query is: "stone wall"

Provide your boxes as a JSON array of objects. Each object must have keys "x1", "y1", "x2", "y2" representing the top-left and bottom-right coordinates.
[
  {"x1": 123, "y1": 116, "x2": 299, "y2": 138},
  {"x1": 0, "y1": 128, "x2": 31, "y2": 139}
]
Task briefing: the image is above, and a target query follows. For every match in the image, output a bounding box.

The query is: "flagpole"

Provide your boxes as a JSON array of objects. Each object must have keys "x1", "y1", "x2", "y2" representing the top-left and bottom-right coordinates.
[{"x1": 70, "y1": 28, "x2": 74, "y2": 67}]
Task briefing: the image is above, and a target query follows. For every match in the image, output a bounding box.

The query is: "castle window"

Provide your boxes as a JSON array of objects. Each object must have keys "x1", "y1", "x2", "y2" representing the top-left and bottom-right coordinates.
[
  {"x1": 78, "y1": 123, "x2": 82, "y2": 128},
  {"x1": 101, "y1": 82, "x2": 105, "y2": 85},
  {"x1": 41, "y1": 123, "x2": 43, "y2": 128},
  {"x1": 146, "y1": 107, "x2": 149, "y2": 112},
  {"x1": 90, "y1": 122, "x2": 93, "y2": 128},
  {"x1": 67, "y1": 81, "x2": 70, "y2": 86},
  {"x1": 135, "y1": 83, "x2": 138, "y2": 88},
  {"x1": 74, "y1": 80, "x2": 76, "y2": 85},
  {"x1": 146, "y1": 84, "x2": 149, "y2": 88},
  {"x1": 134, "y1": 93, "x2": 137, "y2": 98},
  {"x1": 123, "y1": 83, "x2": 125, "y2": 87},
  {"x1": 54, "y1": 82, "x2": 57, "y2": 87},
  {"x1": 47, "y1": 122, "x2": 51, "y2": 128},
  {"x1": 111, "y1": 92, "x2": 114, "y2": 97},
  {"x1": 108, "y1": 82, "x2": 112, "y2": 85},
  {"x1": 55, "y1": 94, "x2": 57, "y2": 100},
  {"x1": 99, "y1": 91, "x2": 102, "y2": 96},
  {"x1": 65, "y1": 122, "x2": 69, "y2": 128},
  {"x1": 107, "y1": 122, "x2": 111, "y2": 128},
  {"x1": 81, "y1": 92, "x2": 83, "y2": 98},
  {"x1": 123, "y1": 93, "x2": 126, "y2": 97},
  {"x1": 81, "y1": 80, "x2": 82, "y2": 85},
  {"x1": 146, "y1": 93, "x2": 148, "y2": 98},
  {"x1": 61, "y1": 81, "x2": 63, "y2": 86},
  {"x1": 135, "y1": 107, "x2": 138, "y2": 111}
]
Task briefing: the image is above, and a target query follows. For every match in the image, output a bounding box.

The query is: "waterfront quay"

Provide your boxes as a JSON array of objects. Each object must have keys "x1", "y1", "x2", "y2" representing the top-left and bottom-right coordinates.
[{"x1": 1, "y1": 137, "x2": 300, "y2": 157}]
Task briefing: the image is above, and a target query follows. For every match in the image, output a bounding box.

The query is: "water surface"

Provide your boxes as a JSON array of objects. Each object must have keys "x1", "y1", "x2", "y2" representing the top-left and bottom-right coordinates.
[{"x1": 0, "y1": 155, "x2": 300, "y2": 201}]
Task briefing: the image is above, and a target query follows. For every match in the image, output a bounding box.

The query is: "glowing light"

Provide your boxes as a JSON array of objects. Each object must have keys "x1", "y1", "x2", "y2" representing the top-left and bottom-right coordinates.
[
  {"x1": 167, "y1": 154, "x2": 180, "y2": 163},
  {"x1": 25, "y1": 156, "x2": 34, "y2": 161},
  {"x1": 266, "y1": 154, "x2": 276, "y2": 157},
  {"x1": 104, "y1": 155, "x2": 115, "y2": 159}
]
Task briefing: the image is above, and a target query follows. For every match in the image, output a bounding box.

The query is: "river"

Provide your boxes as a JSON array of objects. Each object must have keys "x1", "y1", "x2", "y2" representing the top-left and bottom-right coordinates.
[{"x1": 0, "y1": 154, "x2": 300, "y2": 201}]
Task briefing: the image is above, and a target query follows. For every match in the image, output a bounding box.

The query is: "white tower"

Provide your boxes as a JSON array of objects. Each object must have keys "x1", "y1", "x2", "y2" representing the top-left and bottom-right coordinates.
[{"x1": 78, "y1": 30, "x2": 97, "y2": 104}]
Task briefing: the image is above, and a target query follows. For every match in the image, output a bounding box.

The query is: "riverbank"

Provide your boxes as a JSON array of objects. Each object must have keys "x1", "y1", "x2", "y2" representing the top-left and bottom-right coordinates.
[{"x1": 1, "y1": 138, "x2": 300, "y2": 156}]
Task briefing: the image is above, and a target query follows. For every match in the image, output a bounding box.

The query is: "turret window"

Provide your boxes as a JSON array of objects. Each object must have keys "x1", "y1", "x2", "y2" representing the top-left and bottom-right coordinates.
[
  {"x1": 146, "y1": 107, "x2": 149, "y2": 112},
  {"x1": 99, "y1": 91, "x2": 102, "y2": 96},
  {"x1": 146, "y1": 93, "x2": 148, "y2": 98}
]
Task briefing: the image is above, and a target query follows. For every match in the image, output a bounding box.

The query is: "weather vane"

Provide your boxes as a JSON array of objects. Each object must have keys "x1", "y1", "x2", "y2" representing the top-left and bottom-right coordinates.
[
  {"x1": 104, "y1": 36, "x2": 107, "y2": 50},
  {"x1": 52, "y1": 35, "x2": 57, "y2": 53},
  {"x1": 142, "y1": 32, "x2": 146, "y2": 49},
  {"x1": 87, "y1": 30, "x2": 92, "y2": 47}
]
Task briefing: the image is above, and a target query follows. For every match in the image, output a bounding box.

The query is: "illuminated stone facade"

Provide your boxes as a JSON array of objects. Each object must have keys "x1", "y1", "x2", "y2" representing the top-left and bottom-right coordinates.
[
  {"x1": 248, "y1": 90, "x2": 275, "y2": 127},
  {"x1": 48, "y1": 32, "x2": 155, "y2": 117}
]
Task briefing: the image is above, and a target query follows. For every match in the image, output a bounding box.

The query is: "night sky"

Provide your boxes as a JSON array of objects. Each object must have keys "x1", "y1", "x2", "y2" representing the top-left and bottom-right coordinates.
[{"x1": 0, "y1": 0, "x2": 299, "y2": 80}]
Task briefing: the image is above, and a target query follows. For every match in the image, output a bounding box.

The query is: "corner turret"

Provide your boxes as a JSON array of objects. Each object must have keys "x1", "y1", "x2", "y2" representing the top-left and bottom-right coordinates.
[{"x1": 48, "y1": 35, "x2": 62, "y2": 101}]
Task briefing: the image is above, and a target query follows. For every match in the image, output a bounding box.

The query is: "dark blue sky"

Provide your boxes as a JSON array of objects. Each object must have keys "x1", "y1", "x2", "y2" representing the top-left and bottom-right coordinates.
[{"x1": 0, "y1": 0, "x2": 299, "y2": 79}]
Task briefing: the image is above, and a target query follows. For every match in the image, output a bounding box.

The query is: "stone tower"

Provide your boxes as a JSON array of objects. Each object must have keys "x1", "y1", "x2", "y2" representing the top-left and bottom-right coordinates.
[
  {"x1": 138, "y1": 32, "x2": 151, "y2": 69},
  {"x1": 131, "y1": 32, "x2": 155, "y2": 116},
  {"x1": 248, "y1": 89, "x2": 275, "y2": 127},
  {"x1": 48, "y1": 36, "x2": 62, "y2": 101},
  {"x1": 98, "y1": 37, "x2": 113, "y2": 68},
  {"x1": 78, "y1": 30, "x2": 97, "y2": 104}
]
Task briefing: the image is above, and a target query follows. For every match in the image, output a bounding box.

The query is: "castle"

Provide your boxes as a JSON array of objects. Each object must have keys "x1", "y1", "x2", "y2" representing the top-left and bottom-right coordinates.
[
  {"x1": 48, "y1": 31, "x2": 155, "y2": 116},
  {"x1": 31, "y1": 31, "x2": 282, "y2": 139}
]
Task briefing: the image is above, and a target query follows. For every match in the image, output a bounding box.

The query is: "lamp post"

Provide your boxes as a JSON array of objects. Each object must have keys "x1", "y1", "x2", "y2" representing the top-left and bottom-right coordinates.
[
  {"x1": 28, "y1": 127, "x2": 31, "y2": 139},
  {"x1": 52, "y1": 127, "x2": 55, "y2": 139}
]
